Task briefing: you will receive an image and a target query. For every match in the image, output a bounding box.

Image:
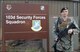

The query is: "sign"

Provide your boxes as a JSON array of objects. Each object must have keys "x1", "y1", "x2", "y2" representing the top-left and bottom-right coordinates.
[{"x1": 2, "y1": 3, "x2": 49, "y2": 40}]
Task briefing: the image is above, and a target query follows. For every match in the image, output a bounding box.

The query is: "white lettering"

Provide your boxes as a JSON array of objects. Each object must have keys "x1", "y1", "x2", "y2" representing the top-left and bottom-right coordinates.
[
  {"x1": 6, "y1": 20, "x2": 25, "y2": 24},
  {"x1": 16, "y1": 15, "x2": 32, "y2": 20},
  {"x1": 33, "y1": 15, "x2": 46, "y2": 19},
  {"x1": 6, "y1": 15, "x2": 15, "y2": 19}
]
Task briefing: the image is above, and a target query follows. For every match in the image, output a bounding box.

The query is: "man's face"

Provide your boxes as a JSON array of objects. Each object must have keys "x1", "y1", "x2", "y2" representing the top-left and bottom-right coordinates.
[{"x1": 61, "y1": 9, "x2": 68, "y2": 17}]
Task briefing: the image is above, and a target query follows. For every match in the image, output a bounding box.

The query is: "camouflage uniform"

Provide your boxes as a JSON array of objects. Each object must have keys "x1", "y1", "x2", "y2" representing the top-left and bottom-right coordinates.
[{"x1": 53, "y1": 17, "x2": 79, "y2": 52}]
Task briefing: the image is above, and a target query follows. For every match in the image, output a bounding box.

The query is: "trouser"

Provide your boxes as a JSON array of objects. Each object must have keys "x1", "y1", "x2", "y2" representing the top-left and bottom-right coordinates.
[{"x1": 53, "y1": 43, "x2": 64, "y2": 52}]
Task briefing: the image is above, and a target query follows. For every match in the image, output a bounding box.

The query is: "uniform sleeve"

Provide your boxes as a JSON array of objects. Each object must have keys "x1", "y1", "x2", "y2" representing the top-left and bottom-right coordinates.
[
  {"x1": 70, "y1": 17, "x2": 79, "y2": 34},
  {"x1": 52, "y1": 19, "x2": 59, "y2": 34},
  {"x1": 52, "y1": 18, "x2": 59, "y2": 41}
]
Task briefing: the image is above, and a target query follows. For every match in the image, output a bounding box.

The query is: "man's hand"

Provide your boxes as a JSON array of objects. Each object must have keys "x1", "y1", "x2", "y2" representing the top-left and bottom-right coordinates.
[
  {"x1": 68, "y1": 29, "x2": 79, "y2": 34},
  {"x1": 68, "y1": 29, "x2": 73, "y2": 34}
]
